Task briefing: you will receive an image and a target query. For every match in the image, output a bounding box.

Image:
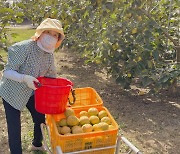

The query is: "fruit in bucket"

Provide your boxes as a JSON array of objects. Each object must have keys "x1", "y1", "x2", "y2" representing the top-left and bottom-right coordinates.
[
  {"x1": 89, "y1": 116, "x2": 100, "y2": 125},
  {"x1": 67, "y1": 115, "x2": 79, "y2": 126},
  {"x1": 79, "y1": 116, "x2": 90, "y2": 125},
  {"x1": 65, "y1": 108, "x2": 75, "y2": 117},
  {"x1": 88, "y1": 107, "x2": 99, "y2": 116},
  {"x1": 98, "y1": 110, "x2": 108, "y2": 119}
]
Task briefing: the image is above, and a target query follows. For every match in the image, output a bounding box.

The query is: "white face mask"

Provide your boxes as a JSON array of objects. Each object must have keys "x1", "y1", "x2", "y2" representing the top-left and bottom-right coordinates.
[{"x1": 37, "y1": 33, "x2": 58, "y2": 53}]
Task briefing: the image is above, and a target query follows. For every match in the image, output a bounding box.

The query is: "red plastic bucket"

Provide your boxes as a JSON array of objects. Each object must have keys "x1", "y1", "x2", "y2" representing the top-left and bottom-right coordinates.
[{"x1": 35, "y1": 77, "x2": 73, "y2": 114}]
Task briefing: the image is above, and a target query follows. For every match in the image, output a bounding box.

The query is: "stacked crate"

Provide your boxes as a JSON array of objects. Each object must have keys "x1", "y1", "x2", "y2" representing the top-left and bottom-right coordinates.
[{"x1": 46, "y1": 87, "x2": 119, "y2": 154}]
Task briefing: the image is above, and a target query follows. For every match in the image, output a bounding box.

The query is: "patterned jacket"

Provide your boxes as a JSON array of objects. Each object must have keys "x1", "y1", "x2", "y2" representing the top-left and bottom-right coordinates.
[{"x1": 0, "y1": 39, "x2": 56, "y2": 110}]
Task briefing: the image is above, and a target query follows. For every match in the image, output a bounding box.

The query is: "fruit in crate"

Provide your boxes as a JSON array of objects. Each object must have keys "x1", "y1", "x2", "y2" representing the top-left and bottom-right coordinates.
[
  {"x1": 101, "y1": 117, "x2": 111, "y2": 125},
  {"x1": 57, "y1": 126, "x2": 61, "y2": 133},
  {"x1": 67, "y1": 115, "x2": 79, "y2": 126},
  {"x1": 92, "y1": 124, "x2": 102, "y2": 132},
  {"x1": 109, "y1": 125, "x2": 115, "y2": 130},
  {"x1": 79, "y1": 116, "x2": 90, "y2": 125},
  {"x1": 65, "y1": 108, "x2": 75, "y2": 117},
  {"x1": 82, "y1": 124, "x2": 93, "y2": 133},
  {"x1": 98, "y1": 110, "x2": 108, "y2": 119},
  {"x1": 98, "y1": 122, "x2": 109, "y2": 131},
  {"x1": 72, "y1": 126, "x2": 83, "y2": 134},
  {"x1": 60, "y1": 126, "x2": 71, "y2": 135},
  {"x1": 64, "y1": 133, "x2": 72, "y2": 136},
  {"x1": 89, "y1": 116, "x2": 100, "y2": 125},
  {"x1": 56, "y1": 107, "x2": 116, "y2": 135},
  {"x1": 88, "y1": 107, "x2": 99, "y2": 116},
  {"x1": 79, "y1": 111, "x2": 88, "y2": 117},
  {"x1": 58, "y1": 118, "x2": 67, "y2": 126},
  {"x1": 72, "y1": 125, "x2": 81, "y2": 131}
]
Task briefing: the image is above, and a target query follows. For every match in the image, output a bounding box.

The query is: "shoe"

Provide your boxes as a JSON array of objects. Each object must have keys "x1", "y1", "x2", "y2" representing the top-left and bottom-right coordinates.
[{"x1": 30, "y1": 144, "x2": 47, "y2": 152}]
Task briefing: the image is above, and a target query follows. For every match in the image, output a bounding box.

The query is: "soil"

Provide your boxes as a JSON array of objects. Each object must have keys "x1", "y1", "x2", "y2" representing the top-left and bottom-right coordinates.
[{"x1": 0, "y1": 48, "x2": 179, "y2": 154}]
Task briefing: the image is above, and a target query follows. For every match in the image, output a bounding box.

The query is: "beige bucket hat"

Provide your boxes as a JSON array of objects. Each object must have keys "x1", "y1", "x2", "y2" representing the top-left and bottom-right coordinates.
[{"x1": 32, "y1": 18, "x2": 65, "y2": 48}]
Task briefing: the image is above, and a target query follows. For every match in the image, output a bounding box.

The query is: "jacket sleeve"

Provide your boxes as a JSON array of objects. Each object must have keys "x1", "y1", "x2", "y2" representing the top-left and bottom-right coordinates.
[{"x1": 3, "y1": 70, "x2": 24, "y2": 82}]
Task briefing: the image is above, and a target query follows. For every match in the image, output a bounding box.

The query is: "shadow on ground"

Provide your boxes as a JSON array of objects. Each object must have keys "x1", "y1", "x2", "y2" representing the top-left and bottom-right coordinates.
[
  {"x1": 55, "y1": 49, "x2": 180, "y2": 154},
  {"x1": 0, "y1": 48, "x2": 179, "y2": 154}
]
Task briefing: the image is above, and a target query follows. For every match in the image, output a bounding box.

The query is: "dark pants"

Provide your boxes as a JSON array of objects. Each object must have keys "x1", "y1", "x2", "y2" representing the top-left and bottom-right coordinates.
[{"x1": 2, "y1": 95, "x2": 45, "y2": 154}]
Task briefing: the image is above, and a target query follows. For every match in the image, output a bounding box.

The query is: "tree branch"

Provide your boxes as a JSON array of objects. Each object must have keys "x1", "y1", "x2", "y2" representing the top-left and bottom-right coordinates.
[{"x1": 140, "y1": 9, "x2": 179, "y2": 47}]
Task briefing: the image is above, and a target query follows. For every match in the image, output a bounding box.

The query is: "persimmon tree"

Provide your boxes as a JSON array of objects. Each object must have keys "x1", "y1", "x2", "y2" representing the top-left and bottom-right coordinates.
[
  {"x1": 1, "y1": 0, "x2": 179, "y2": 93},
  {"x1": 0, "y1": 0, "x2": 24, "y2": 70},
  {"x1": 50, "y1": 0, "x2": 179, "y2": 92}
]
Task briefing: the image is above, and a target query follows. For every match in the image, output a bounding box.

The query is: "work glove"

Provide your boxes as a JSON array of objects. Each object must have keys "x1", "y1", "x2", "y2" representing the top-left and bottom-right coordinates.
[{"x1": 23, "y1": 75, "x2": 39, "y2": 90}]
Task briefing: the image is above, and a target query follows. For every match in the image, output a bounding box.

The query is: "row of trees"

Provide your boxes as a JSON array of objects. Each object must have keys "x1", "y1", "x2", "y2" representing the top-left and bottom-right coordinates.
[{"x1": 0, "y1": 0, "x2": 179, "y2": 93}]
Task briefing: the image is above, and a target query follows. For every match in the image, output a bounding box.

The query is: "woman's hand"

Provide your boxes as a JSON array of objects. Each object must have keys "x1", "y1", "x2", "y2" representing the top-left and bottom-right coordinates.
[{"x1": 23, "y1": 75, "x2": 39, "y2": 90}]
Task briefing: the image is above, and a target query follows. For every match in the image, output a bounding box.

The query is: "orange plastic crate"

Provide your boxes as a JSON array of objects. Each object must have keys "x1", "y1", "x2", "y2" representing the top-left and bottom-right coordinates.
[
  {"x1": 46, "y1": 106, "x2": 119, "y2": 154},
  {"x1": 69, "y1": 87, "x2": 103, "y2": 108}
]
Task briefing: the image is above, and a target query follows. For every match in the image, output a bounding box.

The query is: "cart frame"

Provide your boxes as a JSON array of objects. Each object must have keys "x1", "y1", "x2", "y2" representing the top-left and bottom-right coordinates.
[{"x1": 41, "y1": 123, "x2": 142, "y2": 154}]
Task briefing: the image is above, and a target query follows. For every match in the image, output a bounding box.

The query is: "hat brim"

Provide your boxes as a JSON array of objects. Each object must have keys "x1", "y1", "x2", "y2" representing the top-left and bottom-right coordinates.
[{"x1": 35, "y1": 28, "x2": 65, "y2": 40}]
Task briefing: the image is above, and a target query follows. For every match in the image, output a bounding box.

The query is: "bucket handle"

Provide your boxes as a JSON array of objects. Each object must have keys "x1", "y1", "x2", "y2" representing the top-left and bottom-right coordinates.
[{"x1": 68, "y1": 89, "x2": 76, "y2": 105}]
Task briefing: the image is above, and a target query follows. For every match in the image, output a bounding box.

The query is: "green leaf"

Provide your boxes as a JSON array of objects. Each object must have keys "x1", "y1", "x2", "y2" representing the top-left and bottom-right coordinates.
[
  {"x1": 152, "y1": 51, "x2": 159, "y2": 61},
  {"x1": 142, "y1": 76, "x2": 153, "y2": 87}
]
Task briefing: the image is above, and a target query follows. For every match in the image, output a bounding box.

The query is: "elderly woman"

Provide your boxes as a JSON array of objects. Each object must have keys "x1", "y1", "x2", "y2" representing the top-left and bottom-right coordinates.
[{"x1": 0, "y1": 18, "x2": 65, "y2": 154}]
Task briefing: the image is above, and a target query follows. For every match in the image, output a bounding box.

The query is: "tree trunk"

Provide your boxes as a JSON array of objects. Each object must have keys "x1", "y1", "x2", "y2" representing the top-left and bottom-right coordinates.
[{"x1": 176, "y1": 46, "x2": 180, "y2": 64}]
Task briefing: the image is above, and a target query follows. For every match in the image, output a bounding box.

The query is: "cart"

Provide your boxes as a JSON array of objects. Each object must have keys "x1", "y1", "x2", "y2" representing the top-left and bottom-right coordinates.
[
  {"x1": 40, "y1": 87, "x2": 142, "y2": 154},
  {"x1": 41, "y1": 123, "x2": 142, "y2": 154}
]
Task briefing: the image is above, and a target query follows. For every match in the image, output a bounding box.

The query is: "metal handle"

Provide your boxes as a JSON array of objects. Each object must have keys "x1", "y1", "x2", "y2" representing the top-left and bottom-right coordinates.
[
  {"x1": 40, "y1": 123, "x2": 52, "y2": 154},
  {"x1": 56, "y1": 146, "x2": 63, "y2": 154},
  {"x1": 120, "y1": 136, "x2": 143, "y2": 154},
  {"x1": 68, "y1": 89, "x2": 76, "y2": 105},
  {"x1": 33, "y1": 81, "x2": 42, "y2": 88}
]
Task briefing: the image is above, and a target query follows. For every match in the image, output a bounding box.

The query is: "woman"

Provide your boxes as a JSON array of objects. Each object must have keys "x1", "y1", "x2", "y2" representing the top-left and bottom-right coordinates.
[{"x1": 0, "y1": 18, "x2": 65, "y2": 154}]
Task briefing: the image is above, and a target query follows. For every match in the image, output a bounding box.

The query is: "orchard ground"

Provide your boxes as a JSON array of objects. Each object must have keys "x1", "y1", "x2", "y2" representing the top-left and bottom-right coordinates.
[{"x1": 0, "y1": 48, "x2": 179, "y2": 154}]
